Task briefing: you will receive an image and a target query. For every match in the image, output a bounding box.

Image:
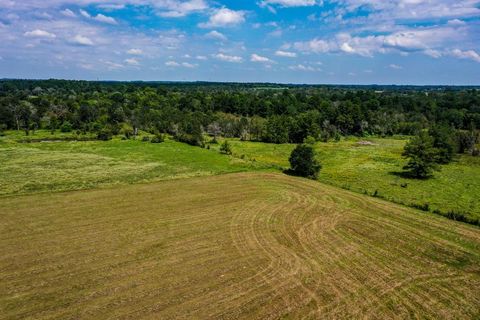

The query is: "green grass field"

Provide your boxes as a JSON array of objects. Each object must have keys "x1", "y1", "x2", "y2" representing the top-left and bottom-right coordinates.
[
  {"x1": 0, "y1": 131, "x2": 268, "y2": 196},
  {"x1": 2, "y1": 131, "x2": 479, "y2": 223},
  {"x1": 214, "y1": 137, "x2": 480, "y2": 223},
  {"x1": 1, "y1": 173, "x2": 479, "y2": 319}
]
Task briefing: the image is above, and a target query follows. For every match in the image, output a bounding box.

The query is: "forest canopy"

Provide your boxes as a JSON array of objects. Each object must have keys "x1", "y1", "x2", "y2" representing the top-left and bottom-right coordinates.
[{"x1": 0, "y1": 80, "x2": 479, "y2": 146}]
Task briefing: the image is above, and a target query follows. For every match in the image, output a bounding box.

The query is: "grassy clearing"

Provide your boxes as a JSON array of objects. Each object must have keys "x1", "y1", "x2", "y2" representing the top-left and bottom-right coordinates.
[
  {"x1": 1, "y1": 173, "x2": 479, "y2": 319},
  {"x1": 0, "y1": 131, "x2": 267, "y2": 196},
  {"x1": 214, "y1": 137, "x2": 480, "y2": 223}
]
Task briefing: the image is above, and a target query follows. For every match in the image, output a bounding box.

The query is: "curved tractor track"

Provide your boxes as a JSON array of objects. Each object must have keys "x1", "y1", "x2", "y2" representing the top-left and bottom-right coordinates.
[{"x1": 1, "y1": 173, "x2": 479, "y2": 319}]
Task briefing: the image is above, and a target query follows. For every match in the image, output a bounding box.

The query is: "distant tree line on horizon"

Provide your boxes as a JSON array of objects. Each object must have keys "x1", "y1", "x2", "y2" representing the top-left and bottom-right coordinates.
[{"x1": 0, "y1": 79, "x2": 479, "y2": 155}]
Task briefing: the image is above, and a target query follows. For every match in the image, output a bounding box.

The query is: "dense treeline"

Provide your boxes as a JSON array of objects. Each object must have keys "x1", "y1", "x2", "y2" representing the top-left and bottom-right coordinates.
[{"x1": 0, "y1": 80, "x2": 479, "y2": 151}]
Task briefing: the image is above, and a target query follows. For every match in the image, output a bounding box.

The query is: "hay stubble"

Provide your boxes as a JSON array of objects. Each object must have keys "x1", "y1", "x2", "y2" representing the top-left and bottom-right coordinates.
[{"x1": 1, "y1": 173, "x2": 479, "y2": 319}]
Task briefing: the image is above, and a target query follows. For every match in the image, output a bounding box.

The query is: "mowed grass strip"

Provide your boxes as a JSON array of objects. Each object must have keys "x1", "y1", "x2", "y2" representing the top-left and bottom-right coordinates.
[{"x1": 1, "y1": 173, "x2": 479, "y2": 319}]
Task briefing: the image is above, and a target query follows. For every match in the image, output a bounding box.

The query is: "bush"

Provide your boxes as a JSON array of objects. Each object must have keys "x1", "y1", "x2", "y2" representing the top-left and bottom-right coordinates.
[
  {"x1": 97, "y1": 128, "x2": 113, "y2": 141},
  {"x1": 289, "y1": 144, "x2": 321, "y2": 179},
  {"x1": 60, "y1": 121, "x2": 73, "y2": 133},
  {"x1": 220, "y1": 140, "x2": 232, "y2": 155},
  {"x1": 142, "y1": 136, "x2": 150, "y2": 142},
  {"x1": 151, "y1": 134, "x2": 165, "y2": 143},
  {"x1": 175, "y1": 133, "x2": 204, "y2": 147}
]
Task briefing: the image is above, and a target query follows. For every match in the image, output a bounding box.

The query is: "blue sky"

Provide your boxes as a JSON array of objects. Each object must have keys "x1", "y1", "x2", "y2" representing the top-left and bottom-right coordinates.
[{"x1": 0, "y1": 0, "x2": 479, "y2": 84}]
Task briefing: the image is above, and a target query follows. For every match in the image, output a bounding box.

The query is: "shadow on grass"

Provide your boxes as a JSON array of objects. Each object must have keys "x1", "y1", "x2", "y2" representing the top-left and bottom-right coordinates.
[
  {"x1": 389, "y1": 171, "x2": 432, "y2": 180},
  {"x1": 283, "y1": 169, "x2": 297, "y2": 177}
]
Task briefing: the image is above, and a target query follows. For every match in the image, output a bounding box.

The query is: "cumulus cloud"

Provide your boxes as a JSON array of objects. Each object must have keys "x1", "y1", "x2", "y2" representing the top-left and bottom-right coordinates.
[
  {"x1": 70, "y1": 34, "x2": 94, "y2": 46},
  {"x1": 213, "y1": 53, "x2": 243, "y2": 63},
  {"x1": 79, "y1": 9, "x2": 91, "y2": 18},
  {"x1": 125, "y1": 58, "x2": 140, "y2": 65},
  {"x1": 289, "y1": 64, "x2": 319, "y2": 71},
  {"x1": 251, "y1": 53, "x2": 274, "y2": 63},
  {"x1": 127, "y1": 48, "x2": 143, "y2": 55},
  {"x1": 97, "y1": 4, "x2": 126, "y2": 10},
  {"x1": 24, "y1": 29, "x2": 56, "y2": 38},
  {"x1": 389, "y1": 64, "x2": 402, "y2": 69},
  {"x1": 451, "y1": 49, "x2": 480, "y2": 63},
  {"x1": 61, "y1": 8, "x2": 76, "y2": 18},
  {"x1": 335, "y1": 0, "x2": 480, "y2": 21},
  {"x1": 94, "y1": 13, "x2": 117, "y2": 24},
  {"x1": 79, "y1": 10, "x2": 117, "y2": 24},
  {"x1": 199, "y1": 8, "x2": 246, "y2": 28},
  {"x1": 205, "y1": 30, "x2": 227, "y2": 41},
  {"x1": 165, "y1": 60, "x2": 198, "y2": 67},
  {"x1": 294, "y1": 26, "x2": 464, "y2": 58},
  {"x1": 181, "y1": 62, "x2": 197, "y2": 68},
  {"x1": 260, "y1": 0, "x2": 319, "y2": 7},
  {"x1": 275, "y1": 50, "x2": 297, "y2": 57},
  {"x1": 157, "y1": 0, "x2": 208, "y2": 17},
  {"x1": 165, "y1": 60, "x2": 180, "y2": 67}
]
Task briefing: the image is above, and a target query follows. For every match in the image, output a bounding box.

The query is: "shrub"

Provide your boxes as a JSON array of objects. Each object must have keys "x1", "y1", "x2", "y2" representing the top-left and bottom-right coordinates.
[
  {"x1": 303, "y1": 135, "x2": 316, "y2": 145},
  {"x1": 60, "y1": 121, "x2": 73, "y2": 133},
  {"x1": 97, "y1": 128, "x2": 113, "y2": 141},
  {"x1": 175, "y1": 133, "x2": 204, "y2": 147},
  {"x1": 289, "y1": 144, "x2": 321, "y2": 179},
  {"x1": 142, "y1": 136, "x2": 150, "y2": 142},
  {"x1": 220, "y1": 140, "x2": 232, "y2": 155},
  {"x1": 151, "y1": 134, "x2": 165, "y2": 143}
]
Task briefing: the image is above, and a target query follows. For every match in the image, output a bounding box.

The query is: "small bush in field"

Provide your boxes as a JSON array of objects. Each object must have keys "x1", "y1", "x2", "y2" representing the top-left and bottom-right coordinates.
[
  {"x1": 220, "y1": 140, "x2": 232, "y2": 155},
  {"x1": 151, "y1": 134, "x2": 165, "y2": 143}
]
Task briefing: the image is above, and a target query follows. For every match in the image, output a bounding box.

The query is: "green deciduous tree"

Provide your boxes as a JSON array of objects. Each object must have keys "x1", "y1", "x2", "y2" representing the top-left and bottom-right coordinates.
[
  {"x1": 402, "y1": 131, "x2": 440, "y2": 179},
  {"x1": 289, "y1": 144, "x2": 321, "y2": 179}
]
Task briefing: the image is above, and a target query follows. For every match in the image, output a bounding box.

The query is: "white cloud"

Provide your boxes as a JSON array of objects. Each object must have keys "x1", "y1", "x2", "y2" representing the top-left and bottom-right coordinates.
[
  {"x1": 196, "y1": 55, "x2": 208, "y2": 60},
  {"x1": 251, "y1": 53, "x2": 274, "y2": 63},
  {"x1": 275, "y1": 50, "x2": 297, "y2": 58},
  {"x1": 165, "y1": 60, "x2": 180, "y2": 67},
  {"x1": 97, "y1": 4, "x2": 125, "y2": 10},
  {"x1": 337, "y1": 0, "x2": 480, "y2": 21},
  {"x1": 448, "y1": 19, "x2": 466, "y2": 26},
  {"x1": 94, "y1": 13, "x2": 117, "y2": 24},
  {"x1": 157, "y1": 0, "x2": 208, "y2": 17},
  {"x1": 213, "y1": 53, "x2": 243, "y2": 63},
  {"x1": 70, "y1": 34, "x2": 94, "y2": 46},
  {"x1": 205, "y1": 30, "x2": 227, "y2": 41},
  {"x1": 260, "y1": 0, "x2": 319, "y2": 7},
  {"x1": 79, "y1": 9, "x2": 91, "y2": 18},
  {"x1": 182, "y1": 62, "x2": 197, "y2": 68},
  {"x1": 61, "y1": 8, "x2": 76, "y2": 18},
  {"x1": 289, "y1": 64, "x2": 318, "y2": 71},
  {"x1": 389, "y1": 64, "x2": 402, "y2": 69},
  {"x1": 24, "y1": 29, "x2": 56, "y2": 38},
  {"x1": 424, "y1": 49, "x2": 442, "y2": 58},
  {"x1": 199, "y1": 8, "x2": 246, "y2": 28},
  {"x1": 294, "y1": 26, "x2": 464, "y2": 58},
  {"x1": 125, "y1": 58, "x2": 140, "y2": 65},
  {"x1": 103, "y1": 60, "x2": 123, "y2": 70},
  {"x1": 79, "y1": 9, "x2": 117, "y2": 24},
  {"x1": 165, "y1": 60, "x2": 198, "y2": 67},
  {"x1": 127, "y1": 48, "x2": 143, "y2": 55},
  {"x1": 451, "y1": 49, "x2": 480, "y2": 63}
]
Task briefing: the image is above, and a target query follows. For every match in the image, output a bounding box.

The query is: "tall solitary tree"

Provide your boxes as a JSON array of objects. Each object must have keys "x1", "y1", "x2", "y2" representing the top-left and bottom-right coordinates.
[
  {"x1": 402, "y1": 131, "x2": 439, "y2": 179},
  {"x1": 289, "y1": 144, "x2": 321, "y2": 179}
]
